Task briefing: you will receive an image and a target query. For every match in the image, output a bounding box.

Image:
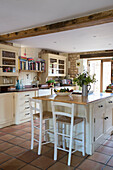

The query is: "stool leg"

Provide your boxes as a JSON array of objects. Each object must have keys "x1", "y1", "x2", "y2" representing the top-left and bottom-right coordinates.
[
  {"x1": 38, "y1": 114, "x2": 42, "y2": 155},
  {"x1": 53, "y1": 114, "x2": 57, "y2": 161},
  {"x1": 62, "y1": 123, "x2": 65, "y2": 149},
  {"x1": 31, "y1": 113, "x2": 34, "y2": 150},
  {"x1": 68, "y1": 119, "x2": 74, "y2": 166},
  {"x1": 82, "y1": 119, "x2": 85, "y2": 156}
]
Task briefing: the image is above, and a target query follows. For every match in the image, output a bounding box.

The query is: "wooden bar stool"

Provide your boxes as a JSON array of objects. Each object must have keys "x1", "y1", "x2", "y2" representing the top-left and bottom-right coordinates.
[
  {"x1": 29, "y1": 98, "x2": 53, "y2": 155},
  {"x1": 51, "y1": 101, "x2": 85, "y2": 166}
]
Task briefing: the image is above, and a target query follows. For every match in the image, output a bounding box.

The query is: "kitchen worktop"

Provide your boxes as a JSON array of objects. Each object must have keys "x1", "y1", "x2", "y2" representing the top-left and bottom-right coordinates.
[
  {"x1": 33, "y1": 92, "x2": 113, "y2": 105},
  {"x1": 0, "y1": 87, "x2": 39, "y2": 93}
]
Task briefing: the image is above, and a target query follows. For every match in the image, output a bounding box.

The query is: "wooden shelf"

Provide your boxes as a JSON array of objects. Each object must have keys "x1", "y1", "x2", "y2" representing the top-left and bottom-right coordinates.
[
  {"x1": 2, "y1": 57, "x2": 16, "y2": 60},
  {"x1": 2, "y1": 65, "x2": 16, "y2": 67},
  {"x1": 19, "y1": 70, "x2": 44, "y2": 73}
]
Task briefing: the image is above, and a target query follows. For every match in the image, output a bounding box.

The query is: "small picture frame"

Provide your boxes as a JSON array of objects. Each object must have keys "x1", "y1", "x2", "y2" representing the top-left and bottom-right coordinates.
[{"x1": 76, "y1": 62, "x2": 80, "y2": 67}]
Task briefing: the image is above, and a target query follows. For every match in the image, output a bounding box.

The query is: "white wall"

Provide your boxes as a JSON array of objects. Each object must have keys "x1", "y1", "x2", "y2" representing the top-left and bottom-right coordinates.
[{"x1": 16, "y1": 46, "x2": 41, "y2": 86}]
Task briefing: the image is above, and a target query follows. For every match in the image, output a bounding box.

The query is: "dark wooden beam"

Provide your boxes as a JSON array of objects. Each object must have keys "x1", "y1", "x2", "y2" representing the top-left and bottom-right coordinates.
[
  {"x1": 80, "y1": 52, "x2": 113, "y2": 58},
  {"x1": 1, "y1": 9, "x2": 113, "y2": 41}
]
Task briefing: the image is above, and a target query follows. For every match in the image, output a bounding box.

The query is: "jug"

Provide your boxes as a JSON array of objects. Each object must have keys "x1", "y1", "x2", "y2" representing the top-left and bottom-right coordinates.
[{"x1": 82, "y1": 84, "x2": 91, "y2": 96}]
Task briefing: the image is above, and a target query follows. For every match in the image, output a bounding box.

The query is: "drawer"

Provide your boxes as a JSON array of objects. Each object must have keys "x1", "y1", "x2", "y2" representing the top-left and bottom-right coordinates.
[
  {"x1": 20, "y1": 110, "x2": 31, "y2": 120},
  {"x1": 94, "y1": 100, "x2": 105, "y2": 112},
  {"x1": 18, "y1": 91, "x2": 35, "y2": 100},
  {"x1": 39, "y1": 89, "x2": 51, "y2": 96}
]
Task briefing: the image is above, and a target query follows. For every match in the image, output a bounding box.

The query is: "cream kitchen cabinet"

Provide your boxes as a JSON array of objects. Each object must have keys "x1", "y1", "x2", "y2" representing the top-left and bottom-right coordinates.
[
  {"x1": 41, "y1": 53, "x2": 66, "y2": 84},
  {"x1": 105, "y1": 97, "x2": 113, "y2": 134},
  {"x1": 93, "y1": 97, "x2": 113, "y2": 150},
  {"x1": 0, "y1": 93, "x2": 14, "y2": 128},
  {"x1": 0, "y1": 44, "x2": 19, "y2": 76},
  {"x1": 93, "y1": 100, "x2": 105, "y2": 150},
  {"x1": 14, "y1": 91, "x2": 36, "y2": 124}
]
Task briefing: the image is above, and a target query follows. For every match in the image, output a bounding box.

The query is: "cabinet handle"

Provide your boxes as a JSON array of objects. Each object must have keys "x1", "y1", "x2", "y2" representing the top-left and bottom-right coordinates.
[
  {"x1": 25, "y1": 113, "x2": 30, "y2": 115},
  {"x1": 104, "y1": 117, "x2": 108, "y2": 120},
  {"x1": 25, "y1": 101, "x2": 29, "y2": 103},
  {"x1": 25, "y1": 94, "x2": 30, "y2": 96},
  {"x1": 98, "y1": 105, "x2": 103, "y2": 108},
  {"x1": 25, "y1": 107, "x2": 30, "y2": 109},
  {"x1": 108, "y1": 101, "x2": 112, "y2": 103}
]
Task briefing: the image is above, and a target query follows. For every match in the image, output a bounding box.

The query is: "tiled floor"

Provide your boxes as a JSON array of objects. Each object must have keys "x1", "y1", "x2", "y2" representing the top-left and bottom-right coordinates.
[{"x1": 0, "y1": 121, "x2": 113, "y2": 170}]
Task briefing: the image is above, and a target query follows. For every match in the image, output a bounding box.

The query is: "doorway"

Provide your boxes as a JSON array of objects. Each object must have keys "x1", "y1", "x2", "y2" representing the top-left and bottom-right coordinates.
[{"x1": 88, "y1": 59, "x2": 111, "y2": 93}]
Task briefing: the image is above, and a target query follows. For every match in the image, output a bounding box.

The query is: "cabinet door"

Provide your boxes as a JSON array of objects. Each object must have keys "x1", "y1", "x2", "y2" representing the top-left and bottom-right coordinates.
[
  {"x1": 48, "y1": 54, "x2": 66, "y2": 77},
  {"x1": 94, "y1": 101, "x2": 105, "y2": 149},
  {"x1": 105, "y1": 97, "x2": 113, "y2": 133},
  {"x1": 0, "y1": 93, "x2": 14, "y2": 128}
]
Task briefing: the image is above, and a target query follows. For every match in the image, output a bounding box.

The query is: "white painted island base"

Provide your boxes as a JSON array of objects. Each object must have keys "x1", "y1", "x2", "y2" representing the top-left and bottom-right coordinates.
[{"x1": 34, "y1": 94, "x2": 113, "y2": 155}]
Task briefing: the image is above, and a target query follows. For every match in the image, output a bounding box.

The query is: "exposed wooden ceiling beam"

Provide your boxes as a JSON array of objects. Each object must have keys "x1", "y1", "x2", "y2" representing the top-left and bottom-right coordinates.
[
  {"x1": 1, "y1": 9, "x2": 113, "y2": 41},
  {"x1": 80, "y1": 52, "x2": 113, "y2": 58}
]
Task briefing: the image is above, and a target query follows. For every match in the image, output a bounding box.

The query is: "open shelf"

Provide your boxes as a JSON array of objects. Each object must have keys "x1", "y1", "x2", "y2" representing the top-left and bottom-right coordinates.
[{"x1": 19, "y1": 70, "x2": 44, "y2": 73}]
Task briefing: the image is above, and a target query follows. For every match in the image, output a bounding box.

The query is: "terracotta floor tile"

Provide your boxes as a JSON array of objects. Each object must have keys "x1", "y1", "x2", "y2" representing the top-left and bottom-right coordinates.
[
  {"x1": 103, "y1": 165, "x2": 113, "y2": 170},
  {"x1": 33, "y1": 145, "x2": 51, "y2": 154},
  {"x1": 0, "y1": 127, "x2": 16, "y2": 133},
  {"x1": 17, "y1": 150, "x2": 39, "y2": 163},
  {"x1": 44, "y1": 148, "x2": 66, "y2": 160},
  {"x1": 1, "y1": 158, "x2": 26, "y2": 170},
  {"x1": 0, "y1": 142, "x2": 14, "y2": 151},
  {"x1": 20, "y1": 164, "x2": 40, "y2": 170},
  {"x1": 8, "y1": 137, "x2": 26, "y2": 145},
  {"x1": 74, "y1": 151, "x2": 88, "y2": 158},
  {"x1": 0, "y1": 139, "x2": 4, "y2": 144},
  {"x1": 60, "y1": 154, "x2": 84, "y2": 167},
  {"x1": 0, "y1": 131, "x2": 6, "y2": 136},
  {"x1": 0, "y1": 152, "x2": 12, "y2": 164},
  {"x1": 96, "y1": 145, "x2": 113, "y2": 156},
  {"x1": 21, "y1": 133, "x2": 31, "y2": 140},
  {"x1": 4, "y1": 146, "x2": 27, "y2": 156},
  {"x1": 0, "y1": 134, "x2": 15, "y2": 141},
  {"x1": 18, "y1": 140, "x2": 31, "y2": 149},
  {"x1": 31, "y1": 155, "x2": 55, "y2": 169},
  {"x1": 88, "y1": 152, "x2": 111, "y2": 164},
  {"x1": 23, "y1": 127, "x2": 31, "y2": 133},
  {"x1": 10, "y1": 130, "x2": 27, "y2": 136},
  {"x1": 78, "y1": 159, "x2": 104, "y2": 170},
  {"x1": 11, "y1": 124, "x2": 27, "y2": 130},
  {"x1": 46, "y1": 143, "x2": 54, "y2": 148},
  {"x1": 107, "y1": 157, "x2": 113, "y2": 167},
  {"x1": 48, "y1": 162, "x2": 74, "y2": 170},
  {"x1": 103, "y1": 140, "x2": 113, "y2": 148},
  {"x1": 24, "y1": 121, "x2": 31, "y2": 126}
]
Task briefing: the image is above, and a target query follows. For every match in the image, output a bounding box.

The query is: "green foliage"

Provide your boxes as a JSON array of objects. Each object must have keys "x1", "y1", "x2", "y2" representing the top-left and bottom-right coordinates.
[
  {"x1": 46, "y1": 79, "x2": 55, "y2": 84},
  {"x1": 73, "y1": 72, "x2": 96, "y2": 87}
]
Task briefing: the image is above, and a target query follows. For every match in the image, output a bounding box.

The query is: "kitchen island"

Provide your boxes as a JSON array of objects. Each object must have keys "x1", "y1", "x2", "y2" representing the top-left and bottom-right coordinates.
[{"x1": 33, "y1": 93, "x2": 113, "y2": 155}]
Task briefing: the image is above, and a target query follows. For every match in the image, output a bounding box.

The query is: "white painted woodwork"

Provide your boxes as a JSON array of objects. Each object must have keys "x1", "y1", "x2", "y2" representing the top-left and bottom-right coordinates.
[
  {"x1": 0, "y1": 44, "x2": 19, "y2": 76},
  {"x1": 42, "y1": 96, "x2": 113, "y2": 155},
  {"x1": 0, "y1": 93, "x2": 14, "y2": 128},
  {"x1": 41, "y1": 53, "x2": 66, "y2": 84},
  {"x1": 14, "y1": 91, "x2": 35, "y2": 124}
]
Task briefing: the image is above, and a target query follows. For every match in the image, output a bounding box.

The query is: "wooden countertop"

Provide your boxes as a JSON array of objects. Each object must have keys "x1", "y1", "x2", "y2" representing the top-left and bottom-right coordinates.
[{"x1": 33, "y1": 93, "x2": 113, "y2": 105}]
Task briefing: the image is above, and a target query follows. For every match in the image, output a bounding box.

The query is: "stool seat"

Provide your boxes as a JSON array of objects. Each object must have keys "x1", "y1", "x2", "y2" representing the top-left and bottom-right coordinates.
[
  {"x1": 57, "y1": 116, "x2": 83, "y2": 125},
  {"x1": 33, "y1": 111, "x2": 52, "y2": 120}
]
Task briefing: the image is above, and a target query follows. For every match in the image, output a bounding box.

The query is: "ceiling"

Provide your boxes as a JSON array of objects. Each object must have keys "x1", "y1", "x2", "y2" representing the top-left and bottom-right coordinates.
[{"x1": 1, "y1": 0, "x2": 113, "y2": 53}]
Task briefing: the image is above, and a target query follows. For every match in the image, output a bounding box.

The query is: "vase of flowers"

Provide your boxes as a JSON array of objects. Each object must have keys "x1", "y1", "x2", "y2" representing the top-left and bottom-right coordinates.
[{"x1": 73, "y1": 71, "x2": 96, "y2": 96}]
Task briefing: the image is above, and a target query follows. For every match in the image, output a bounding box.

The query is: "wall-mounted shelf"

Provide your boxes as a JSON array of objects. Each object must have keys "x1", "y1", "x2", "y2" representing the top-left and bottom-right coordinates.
[{"x1": 19, "y1": 70, "x2": 44, "y2": 73}]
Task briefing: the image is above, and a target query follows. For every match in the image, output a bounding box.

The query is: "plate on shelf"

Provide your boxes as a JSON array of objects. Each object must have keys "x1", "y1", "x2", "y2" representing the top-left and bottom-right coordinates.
[{"x1": 55, "y1": 92, "x2": 72, "y2": 96}]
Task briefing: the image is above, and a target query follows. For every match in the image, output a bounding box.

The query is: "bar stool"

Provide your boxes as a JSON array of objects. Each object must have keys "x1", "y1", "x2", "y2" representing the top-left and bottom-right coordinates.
[
  {"x1": 29, "y1": 98, "x2": 53, "y2": 155},
  {"x1": 51, "y1": 101, "x2": 85, "y2": 166}
]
